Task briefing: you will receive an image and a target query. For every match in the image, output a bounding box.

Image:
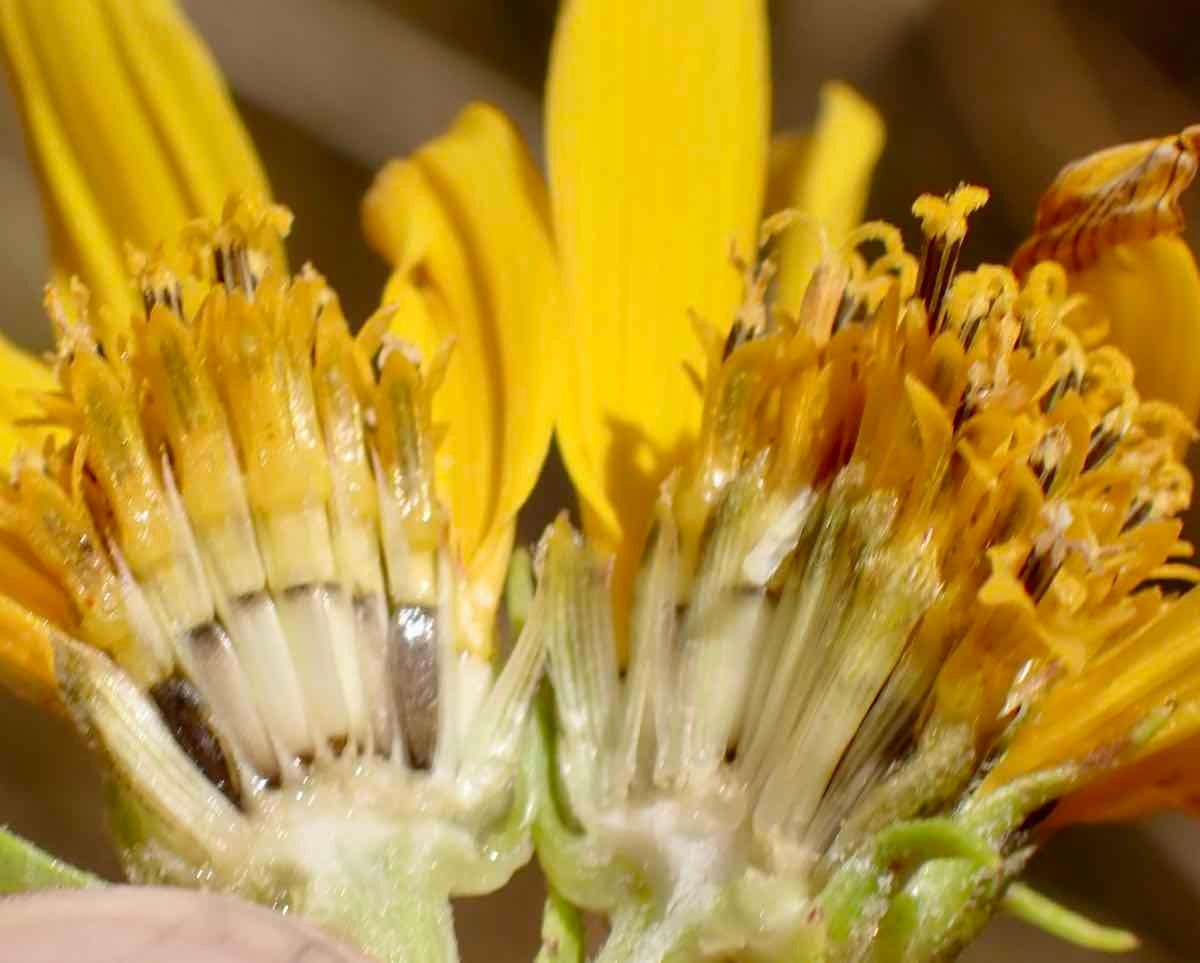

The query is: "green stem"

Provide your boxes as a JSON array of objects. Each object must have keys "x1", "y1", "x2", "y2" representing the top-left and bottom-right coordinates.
[
  {"x1": 0, "y1": 827, "x2": 98, "y2": 893},
  {"x1": 530, "y1": 687, "x2": 631, "y2": 910},
  {"x1": 1004, "y1": 883, "x2": 1139, "y2": 953},
  {"x1": 535, "y1": 887, "x2": 584, "y2": 963}
]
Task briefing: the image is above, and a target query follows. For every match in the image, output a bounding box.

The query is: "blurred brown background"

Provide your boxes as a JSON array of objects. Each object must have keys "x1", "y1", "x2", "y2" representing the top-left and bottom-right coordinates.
[{"x1": 1, "y1": 0, "x2": 1200, "y2": 960}]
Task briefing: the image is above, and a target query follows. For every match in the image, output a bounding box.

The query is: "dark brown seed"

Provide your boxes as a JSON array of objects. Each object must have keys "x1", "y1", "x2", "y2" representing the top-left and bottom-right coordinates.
[
  {"x1": 150, "y1": 674, "x2": 242, "y2": 808},
  {"x1": 388, "y1": 604, "x2": 439, "y2": 769}
]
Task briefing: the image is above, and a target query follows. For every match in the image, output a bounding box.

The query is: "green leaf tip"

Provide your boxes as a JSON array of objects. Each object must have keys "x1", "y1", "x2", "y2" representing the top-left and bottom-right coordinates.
[
  {"x1": 0, "y1": 826, "x2": 99, "y2": 893},
  {"x1": 1004, "y1": 882, "x2": 1140, "y2": 953}
]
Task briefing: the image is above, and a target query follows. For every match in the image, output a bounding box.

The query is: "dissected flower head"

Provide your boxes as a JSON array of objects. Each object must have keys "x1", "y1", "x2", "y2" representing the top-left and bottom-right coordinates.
[
  {"x1": 0, "y1": 198, "x2": 544, "y2": 962},
  {"x1": 2, "y1": 1, "x2": 1200, "y2": 962},
  {"x1": 534, "y1": 180, "x2": 1199, "y2": 961}
]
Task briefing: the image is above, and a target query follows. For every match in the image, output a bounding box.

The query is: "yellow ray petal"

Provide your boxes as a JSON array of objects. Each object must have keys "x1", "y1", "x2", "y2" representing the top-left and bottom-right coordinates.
[
  {"x1": 987, "y1": 586, "x2": 1200, "y2": 798},
  {"x1": 770, "y1": 83, "x2": 885, "y2": 315},
  {"x1": 0, "y1": 333, "x2": 56, "y2": 461},
  {"x1": 765, "y1": 133, "x2": 809, "y2": 218},
  {"x1": 0, "y1": 0, "x2": 273, "y2": 319},
  {"x1": 547, "y1": 0, "x2": 770, "y2": 560},
  {"x1": 1052, "y1": 707, "x2": 1200, "y2": 824},
  {"x1": 1071, "y1": 237, "x2": 1200, "y2": 422},
  {"x1": 363, "y1": 103, "x2": 562, "y2": 655},
  {"x1": 0, "y1": 592, "x2": 61, "y2": 713}
]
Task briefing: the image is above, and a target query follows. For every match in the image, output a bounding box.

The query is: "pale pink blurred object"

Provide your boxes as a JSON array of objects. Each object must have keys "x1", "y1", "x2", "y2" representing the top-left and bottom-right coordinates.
[{"x1": 0, "y1": 887, "x2": 377, "y2": 963}]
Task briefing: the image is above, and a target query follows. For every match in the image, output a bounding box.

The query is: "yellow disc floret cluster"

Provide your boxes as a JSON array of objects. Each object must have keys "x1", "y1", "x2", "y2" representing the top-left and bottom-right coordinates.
[
  {"x1": 534, "y1": 189, "x2": 1198, "y2": 950},
  {"x1": 0, "y1": 197, "x2": 469, "y2": 794}
]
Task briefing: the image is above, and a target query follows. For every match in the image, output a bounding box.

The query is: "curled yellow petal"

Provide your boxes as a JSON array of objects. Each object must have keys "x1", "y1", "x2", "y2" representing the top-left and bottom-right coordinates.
[
  {"x1": 1072, "y1": 236, "x2": 1200, "y2": 422},
  {"x1": 547, "y1": 0, "x2": 770, "y2": 561},
  {"x1": 770, "y1": 82, "x2": 885, "y2": 315},
  {"x1": 1012, "y1": 128, "x2": 1200, "y2": 419},
  {"x1": 0, "y1": 333, "x2": 56, "y2": 462},
  {"x1": 1012, "y1": 127, "x2": 1200, "y2": 275},
  {"x1": 0, "y1": 0, "x2": 273, "y2": 319},
  {"x1": 363, "y1": 103, "x2": 562, "y2": 655}
]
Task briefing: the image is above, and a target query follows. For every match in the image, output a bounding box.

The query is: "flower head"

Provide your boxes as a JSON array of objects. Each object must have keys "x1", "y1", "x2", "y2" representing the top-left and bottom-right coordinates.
[
  {"x1": 0, "y1": 2, "x2": 553, "y2": 959},
  {"x1": 510, "y1": 2, "x2": 1200, "y2": 960},
  {"x1": 533, "y1": 178, "x2": 1200, "y2": 958},
  {"x1": 0, "y1": 196, "x2": 544, "y2": 959}
]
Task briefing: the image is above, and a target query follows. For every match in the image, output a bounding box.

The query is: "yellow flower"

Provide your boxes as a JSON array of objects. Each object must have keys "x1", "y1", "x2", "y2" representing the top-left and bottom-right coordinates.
[
  {"x1": 0, "y1": 1, "x2": 554, "y2": 958},
  {"x1": 381, "y1": 0, "x2": 1200, "y2": 958}
]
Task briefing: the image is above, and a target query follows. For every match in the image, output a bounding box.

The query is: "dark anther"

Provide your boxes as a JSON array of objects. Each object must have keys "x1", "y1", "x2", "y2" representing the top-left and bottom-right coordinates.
[
  {"x1": 953, "y1": 394, "x2": 979, "y2": 432},
  {"x1": 142, "y1": 282, "x2": 185, "y2": 319},
  {"x1": 1040, "y1": 369, "x2": 1080, "y2": 414},
  {"x1": 916, "y1": 235, "x2": 963, "y2": 331},
  {"x1": 1030, "y1": 456, "x2": 1057, "y2": 495},
  {"x1": 388, "y1": 604, "x2": 439, "y2": 769},
  {"x1": 722, "y1": 320, "x2": 752, "y2": 360},
  {"x1": 150, "y1": 674, "x2": 242, "y2": 808},
  {"x1": 214, "y1": 242, "x2": 257, "y2": 299},
  {"x1": 958, "y1": 307, "x2": 985, "y2": 351},
  {"x1": 1028, "y1": 430, "x2": 1066, "y2": 495},
  {"x1": 1121, "y1": 499, "x2": 1153, "y2": 532},
  {"x1": 916, "y1": 236, "x2": 942, "y2": 309},
  {"x1": 1018, "y1": 546, "x2": 1062, "y2": 603},
  {"x1": 1083, "y1": 413, "x2": 1126, "y2": 473}
]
